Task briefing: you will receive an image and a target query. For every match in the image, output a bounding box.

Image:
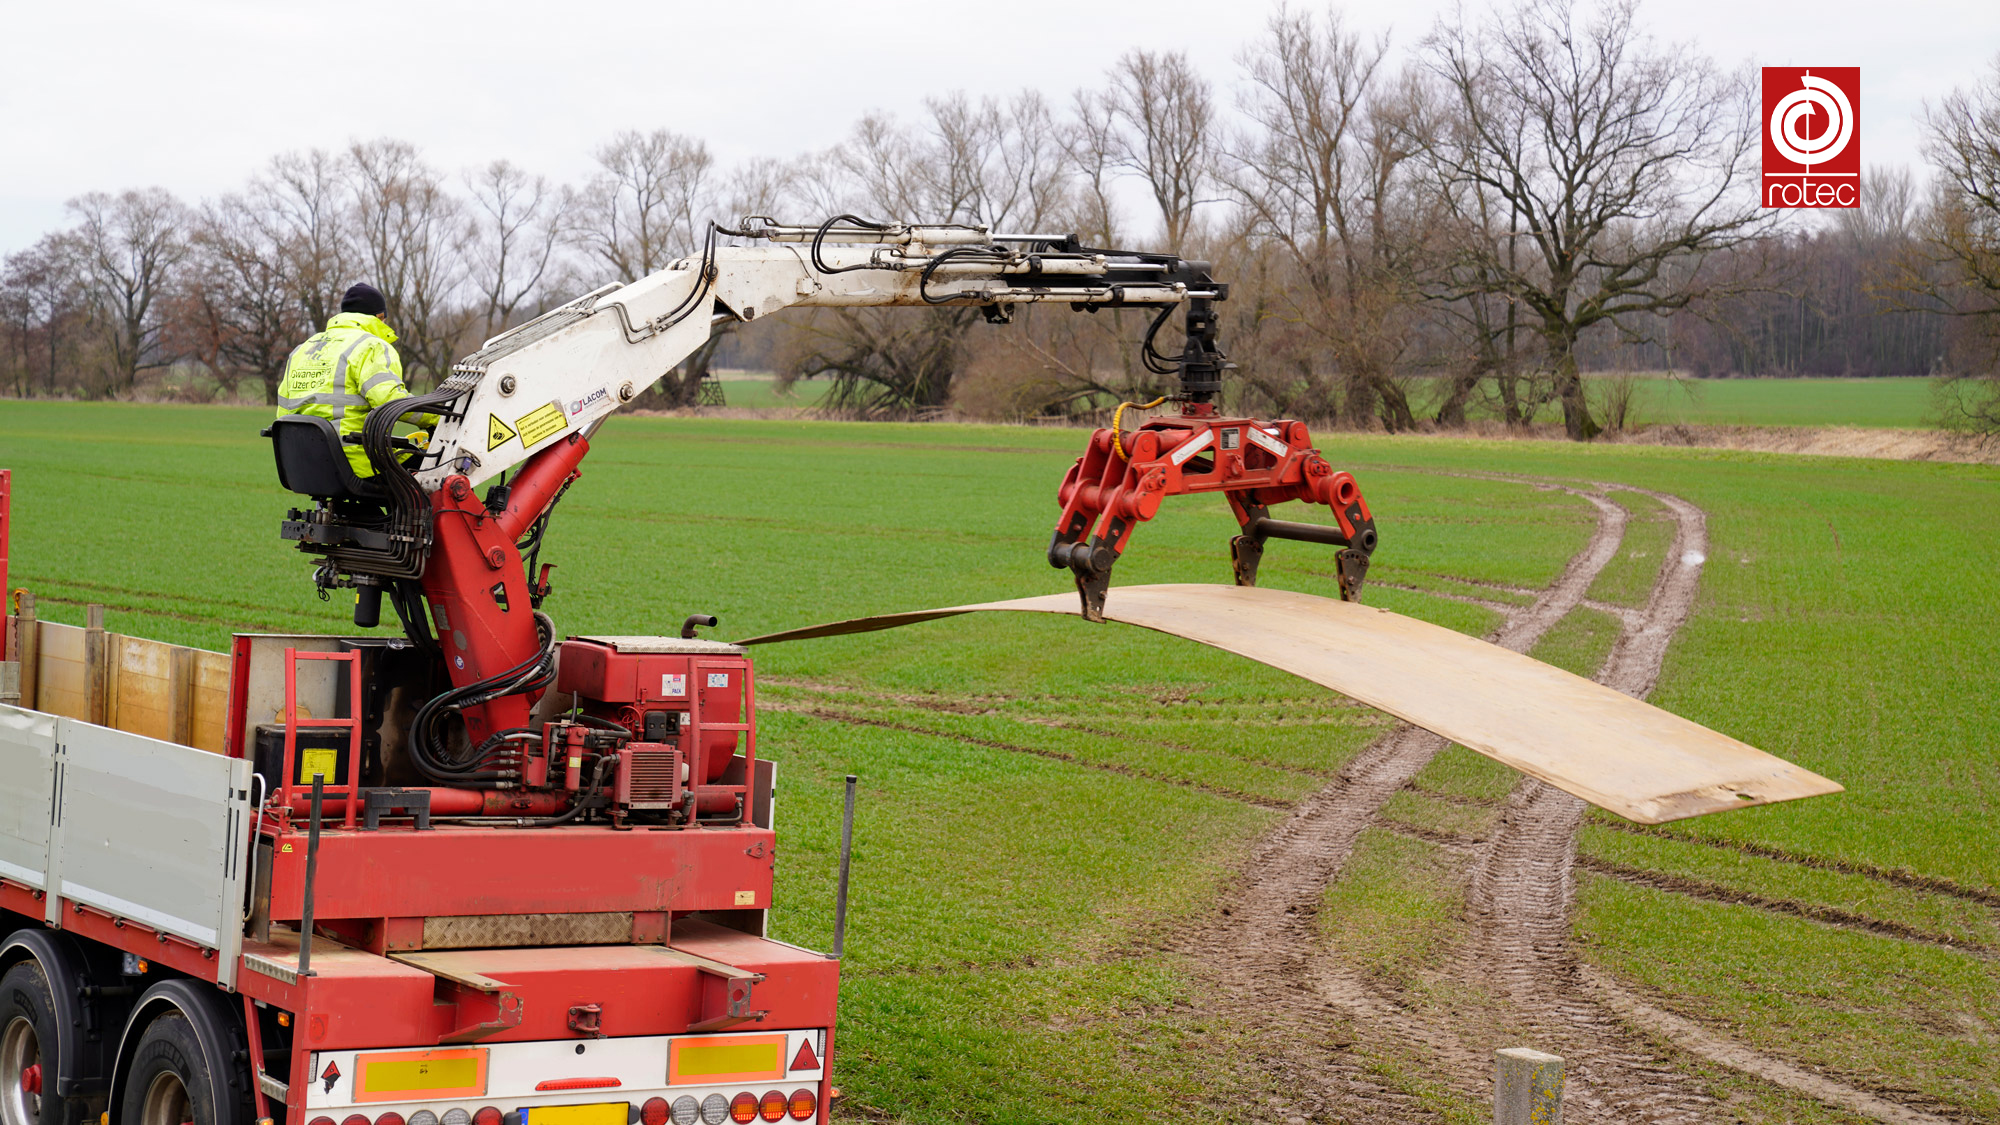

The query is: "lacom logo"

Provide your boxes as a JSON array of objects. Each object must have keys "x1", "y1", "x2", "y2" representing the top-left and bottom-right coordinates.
[
  {"x1": 1763, "y1": 67, "x2": 1860, "y2": 209},
  {"x1": 567, "y1": 386, "x2": 609, "y2": 416}
]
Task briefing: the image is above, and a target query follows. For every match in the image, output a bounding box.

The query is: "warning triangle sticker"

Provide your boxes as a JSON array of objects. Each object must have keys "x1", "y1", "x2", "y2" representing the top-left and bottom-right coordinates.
[
  {"x1": 487, "y1": 413, "x2": 518, "y2": 451},
  {"x1": 790, "y1": 1039, "x2": 818, "y2": 1072}
]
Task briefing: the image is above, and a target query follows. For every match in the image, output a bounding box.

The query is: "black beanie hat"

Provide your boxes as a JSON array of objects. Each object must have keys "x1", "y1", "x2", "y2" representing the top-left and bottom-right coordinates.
[{"x1": 340, "y1": 283, "x2": 387, "y2": 317}]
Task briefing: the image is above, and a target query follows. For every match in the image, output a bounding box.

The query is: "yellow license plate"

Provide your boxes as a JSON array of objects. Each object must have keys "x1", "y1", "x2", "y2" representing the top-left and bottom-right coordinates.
[{"x1": 523, "y1": 1105, "x2": 627, "y2": 1125}]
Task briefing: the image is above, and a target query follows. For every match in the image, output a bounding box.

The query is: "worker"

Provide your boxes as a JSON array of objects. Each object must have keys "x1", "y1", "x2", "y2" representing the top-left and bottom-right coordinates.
[{"x1": 276, "y1": 283, "x2": 433, "y2": 477}]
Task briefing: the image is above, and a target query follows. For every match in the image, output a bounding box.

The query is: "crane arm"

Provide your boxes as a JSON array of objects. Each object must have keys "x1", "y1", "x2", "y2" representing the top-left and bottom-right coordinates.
[{"x1": 417, "y1": 221, "x2": 1220, "y2": 490}]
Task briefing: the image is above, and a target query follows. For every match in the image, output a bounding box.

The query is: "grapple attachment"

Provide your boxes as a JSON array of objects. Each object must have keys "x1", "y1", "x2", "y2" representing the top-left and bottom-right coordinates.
[{"x1": 1049, "y1": 409, "x2": 1377, "y2": 621}]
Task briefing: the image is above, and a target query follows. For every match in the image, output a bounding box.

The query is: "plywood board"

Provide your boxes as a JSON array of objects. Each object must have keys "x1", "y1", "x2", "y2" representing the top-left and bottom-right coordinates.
[
  {"x1": 110, "y1": 634, "x2": 175, "y2": 741},
  {"x1": 33, "y1": 622, "x2": 88, "y2": 722},
  {"x1": 739, "y1": 583, "x2": 1841, "y2": 825},
  {"x1": 192, "y1": 651, "x2": 232, "y2": 753}
]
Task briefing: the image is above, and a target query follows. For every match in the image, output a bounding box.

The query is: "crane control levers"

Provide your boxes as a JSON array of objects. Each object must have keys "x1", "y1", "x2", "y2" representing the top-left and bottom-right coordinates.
[{"x1": 272, "y1": 215, "x2": 1376, "y2": 799}]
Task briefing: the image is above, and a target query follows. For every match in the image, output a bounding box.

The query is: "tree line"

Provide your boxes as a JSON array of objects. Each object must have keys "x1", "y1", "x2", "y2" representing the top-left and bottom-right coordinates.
[{"x1": 5, "y1": 0, "x2": 1999, "y2": 436}]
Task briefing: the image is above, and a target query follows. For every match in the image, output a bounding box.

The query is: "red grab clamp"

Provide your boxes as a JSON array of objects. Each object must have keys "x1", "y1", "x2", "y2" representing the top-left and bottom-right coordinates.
[{"x1": 1049, "y1": 409, "x2": 1377, "y2": 621}]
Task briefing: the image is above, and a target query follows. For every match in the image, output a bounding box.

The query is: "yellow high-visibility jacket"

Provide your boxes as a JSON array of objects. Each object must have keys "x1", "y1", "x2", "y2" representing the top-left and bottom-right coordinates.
[{"x1": 275, "y1": 313, "x2": 433, "y2": 477}]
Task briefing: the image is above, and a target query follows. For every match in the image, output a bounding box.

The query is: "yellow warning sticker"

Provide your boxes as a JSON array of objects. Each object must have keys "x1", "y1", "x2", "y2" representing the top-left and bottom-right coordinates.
[
  {"x1": 515, "y1": 401, "x2": 568, "y2": 447},
  {"x1": 486, "y1": 412, "x2": 517, "y2": 451},
  {"x1": 298, "y1": 748, "x2": 338, "y2": 783}
]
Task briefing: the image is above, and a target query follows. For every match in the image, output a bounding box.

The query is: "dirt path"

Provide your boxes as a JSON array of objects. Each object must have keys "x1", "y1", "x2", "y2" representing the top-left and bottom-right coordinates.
[
  {"x1": 1449, "y1": 487, "x2": 1713, "y2": 1122},
  {"x1": 1176, "y1": 486, "x2": 1630, "y2": 1123},
  {"x1": 1188, "y1": 478, "x2": 1962, "y2": 1124}
]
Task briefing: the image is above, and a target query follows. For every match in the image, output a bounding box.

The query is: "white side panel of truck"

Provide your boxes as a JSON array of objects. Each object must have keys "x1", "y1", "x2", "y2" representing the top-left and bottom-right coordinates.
[
  {"x1": 1, "y1": 702, "x2": 253, "y2": 988},
  {"x1": 0, "y1": 705, "x2": 55, "y2": 888}
]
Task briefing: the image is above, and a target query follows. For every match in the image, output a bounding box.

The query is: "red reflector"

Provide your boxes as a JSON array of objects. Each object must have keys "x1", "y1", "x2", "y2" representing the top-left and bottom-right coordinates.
[
  {"x1": 788, "y1": 1040, "x2": 817, "y2": 1073},
  {"x1": 758, "y1": 1091, "x2": 785, "y2": 1123},
  {"x1": 534, "y1": 1077, "x2": 623, "y2": 1091},
  {"x1": 787, "y1": 1089, "x2": 815, "y2": 1121},
  {"x1": 640, "y1": 1097, "x2": 669, "y2": 1125},
  {"x1": 473, "y1": 1109, "x2": 503, "y2": 1125},
  {"x1": 376, "y1": 1113, "x2": 406, "y2": 1125},
  {"x1": 729, "y1": 1092, "x2": 757, "y2": 1123}
]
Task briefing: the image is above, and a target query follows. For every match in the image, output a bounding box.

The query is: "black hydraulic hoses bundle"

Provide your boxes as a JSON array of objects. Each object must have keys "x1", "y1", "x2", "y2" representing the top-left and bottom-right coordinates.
[{"x1": 406, "y1": 611, "x2": 558, "y2": 784}]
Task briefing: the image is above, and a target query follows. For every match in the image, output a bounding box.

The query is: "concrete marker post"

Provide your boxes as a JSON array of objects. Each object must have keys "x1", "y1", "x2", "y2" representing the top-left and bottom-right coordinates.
[{"x1": 1494, "y1": 1047, "x2": 1563, "y2": 1125}]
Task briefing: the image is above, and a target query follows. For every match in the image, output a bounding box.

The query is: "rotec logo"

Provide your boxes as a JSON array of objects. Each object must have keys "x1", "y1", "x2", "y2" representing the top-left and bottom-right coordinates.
[{"x1": 1763, "y1": 67, "x2": 1860, "y2": 208}]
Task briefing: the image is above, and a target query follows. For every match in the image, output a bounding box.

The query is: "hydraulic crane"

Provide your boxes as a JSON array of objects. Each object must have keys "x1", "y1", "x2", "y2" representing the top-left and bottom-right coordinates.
[{"x1": 270, "y1": 215, "x2": 1377, "y2": 801}]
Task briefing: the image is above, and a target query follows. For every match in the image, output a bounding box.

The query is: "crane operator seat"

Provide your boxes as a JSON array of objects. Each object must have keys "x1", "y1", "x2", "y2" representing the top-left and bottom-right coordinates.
[{"x1": 264, "y1": 414, "x2": 385, "y2": 503}]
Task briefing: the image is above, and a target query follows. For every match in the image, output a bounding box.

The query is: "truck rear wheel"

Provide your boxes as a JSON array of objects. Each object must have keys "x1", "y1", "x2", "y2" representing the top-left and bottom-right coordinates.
[
  {"x1": 120, "y1": 1014, "x2": 237, "y2": 1125},
  {"x1": 0, "y1": 962, "x2": 68, "y2": 1125}
]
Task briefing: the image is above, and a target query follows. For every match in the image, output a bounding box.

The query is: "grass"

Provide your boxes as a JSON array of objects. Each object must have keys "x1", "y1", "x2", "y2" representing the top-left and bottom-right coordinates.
[
  {"x1": 1595, "y1": 375, "x2": 1940, "y2": 430},
  {"x1": 1586, "y1": 489, "x2": 1674, "y2": 606},
  {"x1": 2, "y1": 399, "x2": 1996, "y2": 1121}
]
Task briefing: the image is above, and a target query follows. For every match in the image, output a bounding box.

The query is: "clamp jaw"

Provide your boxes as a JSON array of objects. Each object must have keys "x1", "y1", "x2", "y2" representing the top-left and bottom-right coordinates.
[
  {"x1": 1049, "y1": 412, "x2": 1377, "y2": 620},
  {"x1": 1048, "y1": 290, "x2": 1378, "y2": 621}
]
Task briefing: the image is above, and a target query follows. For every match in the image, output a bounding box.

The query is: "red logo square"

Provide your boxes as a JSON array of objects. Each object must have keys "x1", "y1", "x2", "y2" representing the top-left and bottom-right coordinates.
[{"x1": 1762, "y1": 67, "x2": 1861, "y2": 208}]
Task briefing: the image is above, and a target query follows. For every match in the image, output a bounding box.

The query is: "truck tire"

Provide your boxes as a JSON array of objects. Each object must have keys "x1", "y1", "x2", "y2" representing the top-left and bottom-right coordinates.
[
  {"x1": 0, "y1": 961, "x2": 70, "y2": 1125},
  {"x1": 118, "y1": 1013, "x2": 244, "y2": 1125}
]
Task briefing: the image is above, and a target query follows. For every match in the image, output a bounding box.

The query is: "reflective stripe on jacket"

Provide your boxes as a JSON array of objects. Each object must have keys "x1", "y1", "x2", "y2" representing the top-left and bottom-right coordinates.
[{"x1": 275, "y1": 313, "x2": 422, "y2": 477}]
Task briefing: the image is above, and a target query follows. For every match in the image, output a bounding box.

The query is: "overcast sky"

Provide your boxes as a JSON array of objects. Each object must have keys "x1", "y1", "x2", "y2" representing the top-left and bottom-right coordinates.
[{"x1": 3, "y1": 0, "x2": 1994, "y2": 256}]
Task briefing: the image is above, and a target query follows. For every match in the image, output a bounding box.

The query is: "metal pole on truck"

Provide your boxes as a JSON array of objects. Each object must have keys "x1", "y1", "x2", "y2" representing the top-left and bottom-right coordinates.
[
  {"x1": 831, "y1": 775, "x2": 857, "y2": 960},
  {"x1": 299, "y1": 776, "x2": 325, "y2": 978}
]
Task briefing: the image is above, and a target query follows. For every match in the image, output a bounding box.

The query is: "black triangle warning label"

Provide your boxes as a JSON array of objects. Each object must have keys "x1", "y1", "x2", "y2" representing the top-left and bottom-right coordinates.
[{"x1": 487, "y1": 412, "x2": 517, "y2": 451}]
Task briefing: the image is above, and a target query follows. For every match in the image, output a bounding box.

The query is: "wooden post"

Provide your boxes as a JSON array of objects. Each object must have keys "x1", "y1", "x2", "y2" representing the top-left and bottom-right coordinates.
[
  {"x1": 14, "y1": 594, "x2": 34, "y2": 710},
  {"x1": 169, "y1": 645, "x2": 196, "y2": 747},
  {"x1": 1495, "y1": 1047, "x2": 1563, "y2": 1125},
  {"x1": 85, "y1": 604, "x2": 107, "y2": 727}
]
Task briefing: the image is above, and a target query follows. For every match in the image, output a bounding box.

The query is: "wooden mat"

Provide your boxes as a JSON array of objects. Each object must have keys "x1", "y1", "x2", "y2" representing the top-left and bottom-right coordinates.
[{"x1": 739, "y1": 583, "x2": 1841, "y2": 824}]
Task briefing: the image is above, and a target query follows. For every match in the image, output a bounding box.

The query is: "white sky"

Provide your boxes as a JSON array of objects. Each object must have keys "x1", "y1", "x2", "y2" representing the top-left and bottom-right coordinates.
[{"x1": 2, "y1": 0, "x2": 1994, "y2": 255}]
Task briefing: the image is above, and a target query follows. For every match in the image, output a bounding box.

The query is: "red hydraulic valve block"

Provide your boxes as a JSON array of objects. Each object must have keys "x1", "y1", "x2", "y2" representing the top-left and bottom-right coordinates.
[
  {"x1": 1049, "y1": 414, "x2": 1377, "y2": 620},
  {"x1": 557, "y1": 637, "x2": 756, "y2": 825}
]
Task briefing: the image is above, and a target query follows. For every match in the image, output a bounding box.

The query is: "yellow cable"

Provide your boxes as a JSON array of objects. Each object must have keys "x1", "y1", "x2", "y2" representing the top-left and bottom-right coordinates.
[{"x1": 1111, "y1": 396, "x2": 1167, "y2": 460}]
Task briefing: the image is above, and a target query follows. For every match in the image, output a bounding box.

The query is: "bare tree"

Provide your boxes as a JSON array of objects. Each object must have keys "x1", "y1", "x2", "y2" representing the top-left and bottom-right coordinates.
[
  {"x1": 1421, "y1": 0, "x2": 1767, "y2": 439},
  {"x1": 0, "y1": 234, "x2": 90, "y2": 397},
  {"x1": 575, "y1": 129, "x2": 714, "y2": 283},
  {"x1": 347, "y1": 139, "x2": 475, "y2": 389},
  {"x1": 67, "y1": 188, "x2": 189, "y2": 396},
  {"x1": 259, "y1": 149, "x2": 355, "y2": 333},
  {"x1": 783, "y1": 96, "x2": 1078, "y2": 415},
  {"x1": 1227, "y1": 7, "x2": 1429, "y2": 429},
  {"x1": 465, "y1": 160, "x2": 571, "y2": 343},
  {"x1": 1106, "y1": 49, "x2": 1218, "y2": 248},
  {"x1": 175, "y1": 193, "x2": 308, "y2": 403},
  {"x1": 1917, "y1": 56, "x2": 2000, "y2": 430}
]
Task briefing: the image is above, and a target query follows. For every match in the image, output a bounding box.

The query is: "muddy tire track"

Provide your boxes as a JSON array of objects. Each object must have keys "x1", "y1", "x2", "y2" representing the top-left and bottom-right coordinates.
[
  {"x1": 1176, "y1": 486, "x2": 1630, "y2": 1123},
  {"x1": 1455, "y1": 487, "x2": 1959, "y2": 1124},
  {"x1": 1450, "y1": 488, "x2": 1715, "y2": 1122}
]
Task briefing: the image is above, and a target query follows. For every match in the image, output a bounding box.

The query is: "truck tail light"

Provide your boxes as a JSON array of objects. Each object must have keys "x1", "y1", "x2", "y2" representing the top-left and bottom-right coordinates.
[
  {"x1": 787, "y1": 1090, "x2": 815, "y2": 1121},
  {"x1": 757, "y1": 1091, "x2": 784, "y2": 1122},
  {"x1": 699, "y1": 1093, "x2": 728, "y2": 1125},
  {"x1": 473, "y1": 1108, "x2": 503, "y2": 1125},
  {"x1": 640, "y1": 1098, "x2": 668, "y2": 1125},
  {"x1": 342, "y1": 1115, "x2": 370, "y2": 1125},
  {"x1": 376, "y1": 1112, "x2": 407, "y2": 1125},
  {"x1": 310, "y1": 1118, "x2": 335, "y2": 1125},
  {"x1": 728, "y1": 1093, "x2": 757, "y2": 1123}
]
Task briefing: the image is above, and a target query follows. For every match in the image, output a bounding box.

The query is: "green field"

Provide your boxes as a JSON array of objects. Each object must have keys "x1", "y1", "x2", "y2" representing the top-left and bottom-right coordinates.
[
  {"x1": 708, "y1": 371, "x2": 831, "y2": 410},
  {"x1": 1, "y1": 401, "x2": 1994, "y2": 1122},
  {"x1": 1591, "y1": 375, "x2": 1940, "y2": 429}
]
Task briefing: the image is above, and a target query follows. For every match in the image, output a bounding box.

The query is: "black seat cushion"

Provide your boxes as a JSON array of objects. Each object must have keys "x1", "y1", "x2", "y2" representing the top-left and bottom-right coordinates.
[{"x1": 265, "y1": 415, "x2": 383, "y2": 500}]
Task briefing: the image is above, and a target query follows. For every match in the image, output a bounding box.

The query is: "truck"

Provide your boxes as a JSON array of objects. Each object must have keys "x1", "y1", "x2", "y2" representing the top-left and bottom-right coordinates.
[{"x1": 0, "y1": 218, "x2": 1387, "y2": 1125}]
